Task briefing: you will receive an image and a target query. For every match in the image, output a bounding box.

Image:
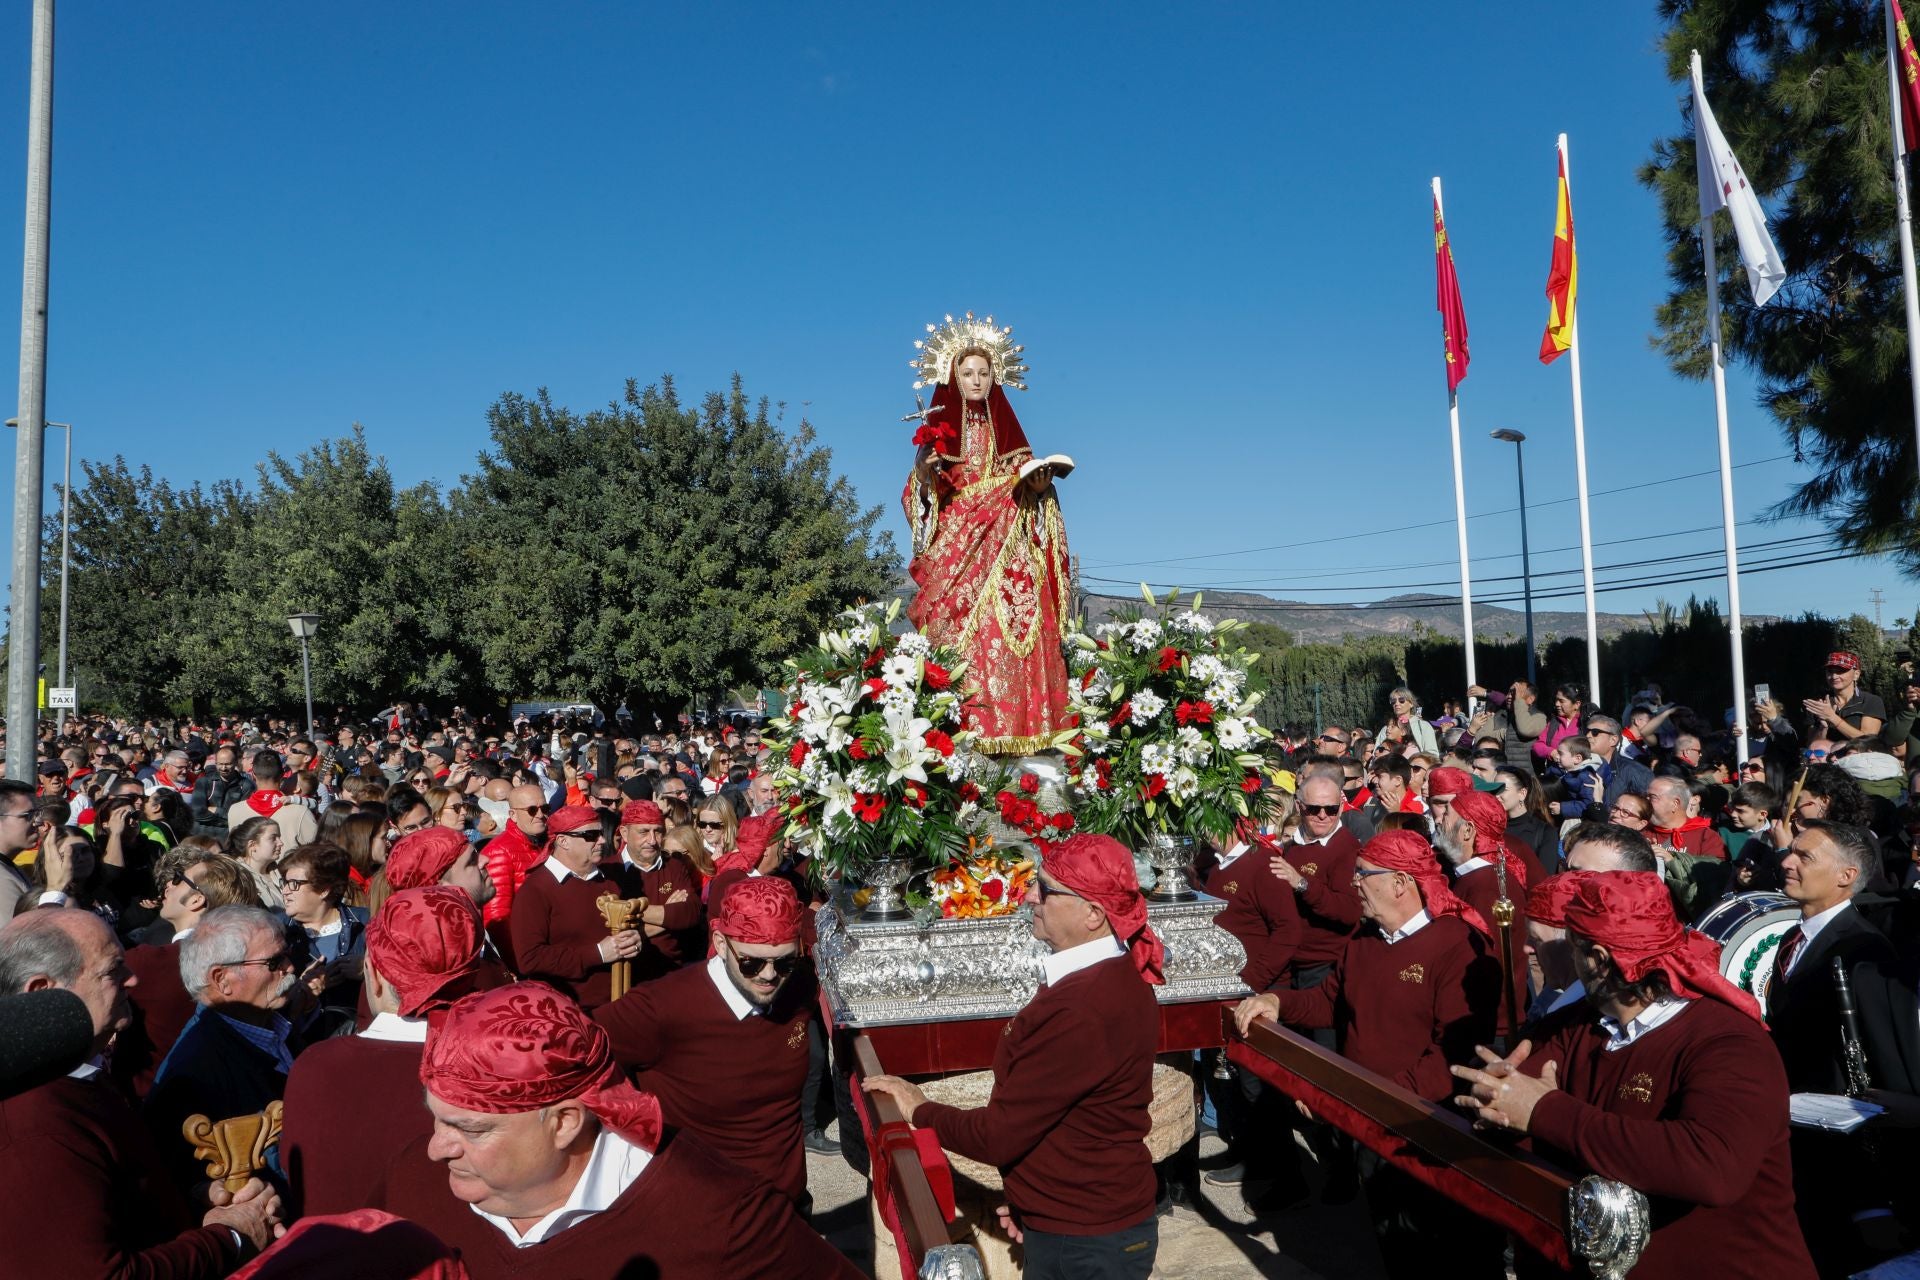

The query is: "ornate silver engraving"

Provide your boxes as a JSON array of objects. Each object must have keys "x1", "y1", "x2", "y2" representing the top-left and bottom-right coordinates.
[
  {"x1": 918, "y1": 1244, "x2": 986, "y2": 1280},
  {"x1": 1567, "y1": 1174, "x2": 1651, "y2": 1279},
  {"x1": 816, "y1": 892, "x2": 1249, "y2": 1027}
]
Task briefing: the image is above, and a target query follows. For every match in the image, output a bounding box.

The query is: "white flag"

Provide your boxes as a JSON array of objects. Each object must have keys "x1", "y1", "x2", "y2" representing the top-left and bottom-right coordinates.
[{"x1": 1691, "y1": 50, "x2": 1788, "y2": 306}]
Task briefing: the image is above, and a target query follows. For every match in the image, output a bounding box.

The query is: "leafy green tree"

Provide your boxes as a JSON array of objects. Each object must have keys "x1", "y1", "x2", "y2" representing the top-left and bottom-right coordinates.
[
  {"x1": 36, "y1": 458, "x2": 252, "y2": 716},
  {"x1": 461, "y1": 375, "x2": 899, "y2": 720},
  {"x1": 1643, "y1": 3, "x2": 1920, "y2": 562}
]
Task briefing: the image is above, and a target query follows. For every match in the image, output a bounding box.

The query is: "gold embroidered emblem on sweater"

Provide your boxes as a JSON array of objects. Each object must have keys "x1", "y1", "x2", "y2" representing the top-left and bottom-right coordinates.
[
  {"x1": 1398, "y1": 963, "x2": 1425, "y2": 984},
  {"x1": 1617, "y1": 1073, "x2": 1653, "y2": 1103},
  {"x1": 1301, "y1": 863, "x2": 1319, "y2": 877},
  {"x1": 1223, "y1": 881, "x2": 1239, "y2": 896},
  {"x1": 787, "y1": 1022, "x2": 807, "y2": 1049}
]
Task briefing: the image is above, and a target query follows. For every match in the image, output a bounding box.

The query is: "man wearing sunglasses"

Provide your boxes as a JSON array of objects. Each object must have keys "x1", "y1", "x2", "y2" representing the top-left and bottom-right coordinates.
[
  {"x1": 596, "y1": 876, "x2": 818, "y2": 1210},
  {"x1": 865, "y1": 834, "x2": 1165, "y2": 1277},
  {"x1": 1267, "y1": 773, "x2": 1364, "y2": 986},
  {"x1": 508, "y1": 805, "x2": 644, "y2": 1014}
]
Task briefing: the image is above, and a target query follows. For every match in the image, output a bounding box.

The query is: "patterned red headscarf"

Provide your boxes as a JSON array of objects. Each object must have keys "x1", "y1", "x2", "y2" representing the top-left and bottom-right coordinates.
[
  {"x1": 1426, "y1": 766, "x2": 1475, "y2": 801},
  {"x1": 1361, "y1": 830, "x2": 1491, "y2": 938},
  {"x1": 366, "y1": 887, "x2": 486, "y2": 1019},
  {"x1": 713, "y1": 875, "x2": 806, "y2": 946},
  {"x1": 713, "y1": 809, "x2": 783, "y2": 878},
  {"x1": 1525, "y1": 870, "x2": 1594, "y2": 930},
  {"x1": 620, "y1": 799, "x2": 663, "y2": 827},
  {"x1": 1450, "y1": 790, "x2": 1528, "y2": 889},
  {"x1": 1561, "y1": 871, "x2": 1762, "y2": 1023},
  {"x1": 1044, "y1": 833, "x2": 1164, "y2": 985},
  {"x1": 230, "y1": 1208, "x2": 467, "y2": 1280},
  {"x1": 422, "y1": 984, "x2": 665, "y2": 1149},
  {"x1": 384, "y1": 829, "x2": 469, "y2": 892}
]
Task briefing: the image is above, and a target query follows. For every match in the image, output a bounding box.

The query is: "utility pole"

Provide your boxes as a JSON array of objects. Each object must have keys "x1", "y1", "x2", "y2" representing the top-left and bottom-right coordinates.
[{"x1": 7, "y1": 0, "x2": 54, "y2": 783}]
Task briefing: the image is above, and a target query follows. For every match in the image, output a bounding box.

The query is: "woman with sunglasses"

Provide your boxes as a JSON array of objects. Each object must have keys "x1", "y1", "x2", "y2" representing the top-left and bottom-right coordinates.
[
  {"x1": 1373, "y1": 687, "x2": 1438, "y2": 757},
  {"x1": 693, "y1": 795, "x2": 740, "y2": 866}
]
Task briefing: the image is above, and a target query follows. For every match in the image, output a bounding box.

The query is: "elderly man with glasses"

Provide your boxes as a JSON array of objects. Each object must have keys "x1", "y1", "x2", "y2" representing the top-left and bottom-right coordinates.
[
  {"x1": 146, "y1": 904, "x2": 303, "y2": 1191},
  {"x1": 508, "y1": 805, "x2": 646, "y2": 1014}
]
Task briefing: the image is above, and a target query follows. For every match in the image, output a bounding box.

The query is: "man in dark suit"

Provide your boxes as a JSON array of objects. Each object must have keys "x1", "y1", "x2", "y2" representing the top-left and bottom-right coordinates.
[
  {"x1": 1769, "y1": 819, "x2": 1895, "y2": 1275},
  {"x1": 1582, "y1": 715, "x2": 1653, "y2": 810}
]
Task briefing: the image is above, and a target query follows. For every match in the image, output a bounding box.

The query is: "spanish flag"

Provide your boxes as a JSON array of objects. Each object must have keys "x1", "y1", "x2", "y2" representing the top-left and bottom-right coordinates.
[{"x1": 1539, "y1": 147, "x2": 1577, "y2": 364}]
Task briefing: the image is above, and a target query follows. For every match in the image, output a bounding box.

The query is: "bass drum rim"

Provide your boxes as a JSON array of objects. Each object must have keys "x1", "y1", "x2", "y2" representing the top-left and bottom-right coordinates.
[{"x1": 1689, "y1": 889, "x2": 1797, "y2": 1017}]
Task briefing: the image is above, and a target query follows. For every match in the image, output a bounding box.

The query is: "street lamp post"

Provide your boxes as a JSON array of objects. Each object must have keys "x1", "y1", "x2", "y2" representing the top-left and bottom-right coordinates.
[
  {"x1": 1490, "y1": 429, "x2": 1537, "y2": 686},
  {"x1": 6, "y1": 416, "x2": 70, "y2": 733},
  {"x1": 286, "y1": 613, "x2": 320, "y2": 737}
]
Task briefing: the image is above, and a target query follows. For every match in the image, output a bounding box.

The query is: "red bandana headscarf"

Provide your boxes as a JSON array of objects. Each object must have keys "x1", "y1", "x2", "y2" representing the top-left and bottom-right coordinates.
[
  {"x1": 384, "y1": 829, "x2": 469, "y2": 892},
  {"x1": 1525, "y1": 870, "x2": 1595, "y2": 930},
  {"x1": 713, "y1": 876, "x2": 806, "y2": 946},
  {"x1": 230, "y1": 1208, "x2": 467, "y2": 1280},
  {"x1": 367, "y1": 887, "x2": 487, "y2": 1019},
  {"x1": 620, "y1": 799, "x2": 664, "y2": 827},
  {"x1": 1449, "y1": 790, "x2": 1528, "y2": 889},
  {"x1": 1426, "y1": 766, "x2": 1475, "y2": 801},
  {"x1": 423, "y1": 984, "x2": 665, "y2": 1149},
  {"x1": 1561, "y1": 871, "x2": 1762, "y2": 1022},
  {"x1": 713, "y1": 809, "x2": 782, "y2": 878},
  {"x1": 1043, "y1": 833, "x2": 1164, "y2": 985},
  {"x1": 1362, "y1": 829, "x2": 1491, "y2": 938}
]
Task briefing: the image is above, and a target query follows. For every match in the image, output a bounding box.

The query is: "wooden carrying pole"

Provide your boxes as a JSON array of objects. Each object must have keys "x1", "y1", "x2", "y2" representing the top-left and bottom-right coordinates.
[{"x1": 849, "y1": 1033, "x2": 962, "y2": 1275}]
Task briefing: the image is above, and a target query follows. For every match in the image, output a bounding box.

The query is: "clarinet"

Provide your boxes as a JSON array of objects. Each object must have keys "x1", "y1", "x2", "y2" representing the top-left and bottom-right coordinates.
[{"x1": 1832, "y1": 956, "x2": 1873, "y2": 1098}]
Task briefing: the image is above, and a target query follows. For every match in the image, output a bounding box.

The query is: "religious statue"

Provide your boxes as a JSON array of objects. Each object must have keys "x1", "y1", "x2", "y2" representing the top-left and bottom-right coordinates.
[{"x1": 902, "y1": 313, "x2": 1075, "y2": 756}]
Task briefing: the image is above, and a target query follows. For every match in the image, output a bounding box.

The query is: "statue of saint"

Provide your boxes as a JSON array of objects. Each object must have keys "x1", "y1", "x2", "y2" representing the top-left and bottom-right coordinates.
[{"x1": 902, "y1": 313, "x2": 1075, "y2": 756}]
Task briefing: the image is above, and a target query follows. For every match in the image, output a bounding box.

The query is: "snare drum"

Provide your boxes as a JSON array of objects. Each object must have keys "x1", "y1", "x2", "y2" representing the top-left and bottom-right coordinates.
[{"x1": 1690, "y1": 890, "x2": 1798, "y2": 1016}]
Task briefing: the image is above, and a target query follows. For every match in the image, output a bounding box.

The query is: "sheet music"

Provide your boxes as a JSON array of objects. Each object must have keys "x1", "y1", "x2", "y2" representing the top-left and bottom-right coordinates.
[{"x1": 1788, "y1": 1092, "x2": 1885, "y2": 1133}]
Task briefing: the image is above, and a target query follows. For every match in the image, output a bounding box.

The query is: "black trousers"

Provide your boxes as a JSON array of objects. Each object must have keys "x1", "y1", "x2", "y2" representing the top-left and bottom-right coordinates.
[
  {"x1": 1020, "y1": 1216, "x2": 1157, "y2": 1280},
  {"x1": 1358, "y1": 1147, "x2": 1502, "y2": 1280}
]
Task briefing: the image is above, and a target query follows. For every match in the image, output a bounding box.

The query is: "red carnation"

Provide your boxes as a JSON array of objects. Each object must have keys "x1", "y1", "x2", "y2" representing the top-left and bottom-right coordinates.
[
  {"x1": 1049, "y1": 811, "x2": 1074, "y2": 832},
  {"x1": 1080, "y1": 668, "x2": 1098, "y2": 691},
  {"x1": 1175, "y1": 700, "x2": 1214, "y2": 726},
  {"x1": 788, "y1": 700, "x2": 807, "y2": 718},
  {"x1": 863, "y1": 647, "x2": 887, "y2": 671},
  {"x1": 1094, "y1": 758, "x2": 1114, "y2": 789},
  {"x1": 862, "y1": 677, "x2": 888, "y2": 700},
  {"x1": 1019, "y1": 773, "x2": 1040, "y2": 795},
  {"x1": 957, "y1": 781, "x2": 982, "y2": 803},
  {"x1": 1108, "y1": 702, "x2": 1133, "y2": 730},
  {"x1": 848, "y1": 739, "x2": 869, "y2": 761},
  {"x1": 923, "y1": 662, "x2": 952, "y2": 690},
  {"x1": 1156, "y1": 646, "x2": 1184, "y2": 673},
  {"x1": 904, "y1": 780, "x2": 928, "y2": 807},
  {"x1": 912, "y1": 421, "x2": 958, "y2": 454},
  {"x1": 924, "y1": 728, "x2": 954, "y2": 757},
  {"x1": 788, "y1": 740, "x2": 809, "y2": 767},
  {"x1": 1241, "y1": 773, "x2": 1263, "y2": 793},
  {"x1": 1141, "y1": 774, "x2": 1168, "y2": 800}
]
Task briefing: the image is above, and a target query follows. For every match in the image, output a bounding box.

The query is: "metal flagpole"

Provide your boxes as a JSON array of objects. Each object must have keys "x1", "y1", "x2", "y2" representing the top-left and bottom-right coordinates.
[
  {"x1": 1699, "y1": 194, "x2": 1752, "y2": 766},
  {"x1": 1560, "y1": 135, "x2": 1602, "y2": 705},
  {"x1": 1434, "y1": 177, "x2": 1477, "y2": 696},
  {"x1": 1886, "y1": 1, "x2": 1920, "y2": 483},
  {"x1": 7, "y1": 0, "x2": 53, "y2": 783}
]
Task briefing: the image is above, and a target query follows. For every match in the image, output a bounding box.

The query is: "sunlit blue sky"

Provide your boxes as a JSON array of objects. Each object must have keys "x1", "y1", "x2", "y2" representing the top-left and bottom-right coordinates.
[{"x1": 0, "y1": 3, "x2": 1907, "y2": 632}]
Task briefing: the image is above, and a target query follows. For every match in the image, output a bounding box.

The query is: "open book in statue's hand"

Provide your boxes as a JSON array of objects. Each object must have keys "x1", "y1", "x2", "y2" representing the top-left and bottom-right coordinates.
[{"x1": 1017, "y1": 454, "x2": 1075, "y2": 483}]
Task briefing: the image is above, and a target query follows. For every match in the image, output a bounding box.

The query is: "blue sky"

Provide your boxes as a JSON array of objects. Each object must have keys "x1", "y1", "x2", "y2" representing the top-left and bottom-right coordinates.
[{"x1": 0, "y1": 2, "x2": 1907, "y2": 631}]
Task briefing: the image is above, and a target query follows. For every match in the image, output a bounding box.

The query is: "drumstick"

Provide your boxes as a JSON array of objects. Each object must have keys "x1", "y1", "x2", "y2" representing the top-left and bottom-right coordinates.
[{"x1": 1782, "y1": 763, "x2": 1809, "y2": 839}]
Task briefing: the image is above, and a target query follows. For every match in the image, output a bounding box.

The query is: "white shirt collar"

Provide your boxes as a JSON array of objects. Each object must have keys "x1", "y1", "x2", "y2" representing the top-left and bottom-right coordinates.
[
  {"x1": 1382, "y1": 909, "x2": 1431, "y2": 944},
  {"x1": 360, "y1": 1011, "x2": 429, "y2": 1043},
  {"x1": 1544, "y1": 980, "x2": 1587, "y2": 1015},
  {"x1": 1215, "y1": 841, "x2": 1250, "y2": 872},
  {"x1": 1452, "y1": 856, "x2": 1491, "y2": 877},
  {"x1": 544, "y1": 856, "x2": 601, "y2": 885},
  {"x1": 1788, "y1": 898, "x2": 1855, "y2": 975},
  {"x1": 67, "y1": 1056, "x2": 104, "y2": 1081},
  {"x1": 170, "y1": 926, "x2": 195, "y2": 942},
  {"x1": 706, "y1": 952, "x2": 762, "y2": 1020},
  {"x1": 473, "y1": 1127, "x2": 651, "y2": 1247},
  {"x1": 1598, "y1": 995, "x2": 1690, "y2": 1051},
  {"x1": 1292, "y1": 826, "x2": 1339, "y2": 848},
  {"x1": 1041, "y1": 933, "x2": 1124, "y2": 987},
  {"x1": 622, "y1": 846, "x2": 663, "y2": 873}
]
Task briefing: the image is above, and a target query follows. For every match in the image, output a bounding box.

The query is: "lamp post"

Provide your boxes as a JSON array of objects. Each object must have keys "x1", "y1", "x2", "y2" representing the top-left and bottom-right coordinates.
[
  {"x1": 1490, "y1": 429, "x2": 1537, "y2": 686},
  {"x1": 286, "y1": 613, "x2": 320, "y2": 737},
  {"x1": 6, "y1": 416, "x2": 70, "y2": 734}
]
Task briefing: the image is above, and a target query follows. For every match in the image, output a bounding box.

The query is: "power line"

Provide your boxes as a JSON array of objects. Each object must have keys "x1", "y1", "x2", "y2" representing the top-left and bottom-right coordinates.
[{"x1": 1079, "y1": 455, "x2": 1794, "y2": 571}]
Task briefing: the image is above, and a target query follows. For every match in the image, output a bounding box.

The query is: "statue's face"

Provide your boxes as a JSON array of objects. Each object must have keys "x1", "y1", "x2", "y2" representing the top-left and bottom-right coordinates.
[{"x1": 955, "y1": 354, "x2": 993, "y2": 403}]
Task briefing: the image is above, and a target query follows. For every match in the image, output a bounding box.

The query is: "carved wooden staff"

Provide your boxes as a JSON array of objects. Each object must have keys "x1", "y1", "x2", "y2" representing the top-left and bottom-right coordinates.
[
  {"x1": 183, "y1": 1101, "x2": 283, "y2": 1193},
  {"x1": 597, "y1": 893, "x2": 646, "y2": 1001}
]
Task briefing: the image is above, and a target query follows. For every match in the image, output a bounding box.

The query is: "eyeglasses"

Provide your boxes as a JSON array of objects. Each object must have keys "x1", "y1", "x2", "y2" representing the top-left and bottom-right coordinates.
[
  {"x1": 1353, "y1": 867, "x2": 1400, "y2": 880},
  {"x1": 281, "y1": 876, "x2": 315, "y2": 892},
  {"x1": 558, "y1": 827, "x2": 606, "y2": 842},
  {"x1": 1298, "y1": 802, "x2": 1341, "y2": 817},
  {"x1": 169, "y1": 868, "x2": 205, "y2": 895},
  {"x1": 223, "y1": 950, "x2": 294, "y2": 972},
  {"x1": 0, "y1": 809, "x2": 43, "y2": 825},
  {"x1": 1035, "y1": 878, "x2": 1080, "y2": 903},
  {"x1": 695, "y1": 820, "x2": 724, "y2": 830},
  {"x1": 1317, "y1": 734, "x2": 1348, "y2": 747},
  {"x1": 726, "y1": 941, "x2": 801, "y2": 978}
]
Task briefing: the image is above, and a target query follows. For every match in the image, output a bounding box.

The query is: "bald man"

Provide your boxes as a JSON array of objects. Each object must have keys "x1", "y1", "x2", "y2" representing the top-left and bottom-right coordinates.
[{"x1": 478, "y1": 784, "x2": 549, "y2": 962}]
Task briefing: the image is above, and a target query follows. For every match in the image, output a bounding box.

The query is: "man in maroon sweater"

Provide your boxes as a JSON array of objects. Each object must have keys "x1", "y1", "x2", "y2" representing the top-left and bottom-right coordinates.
[
  {"x1": 1437, "y1": 789, "x2": 1531, "y2": 1038},
  {"x1": 508, "y1": 805, "x2": 644, "y2": 1013},
  {"x1": 1454, "y1": 871, "x2": 1817, "y2": 1280},
  {"x1": 372, "y1": 982, "x2": 858, "y2": 1279},
  {"x1": 283, "y1": 886, "x2": 489, "y2": 1218},
  {"x1": 1235, "y1": 830, "x2": 1502, "y2": 1279},
  {"x1": 595, "y1": 876, "x2": 815, "y2": 1207},
  {"x1": 0, "y1": 908, "x2": 282, "y2": 1275},
  {"x1": 614, "y1": 799, "x2": 704, "y2": 967},
  {"x1": 1266, "y1": 772, "x2": 1364, "y2": 987},
  {"x1": 866, "y1": 833, "x2": 1162, "y2": 1279}
]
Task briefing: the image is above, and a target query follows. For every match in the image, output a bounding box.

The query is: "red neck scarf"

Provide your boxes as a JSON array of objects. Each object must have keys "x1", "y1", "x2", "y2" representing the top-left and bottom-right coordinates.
[{"x1": 245, "y1": 788, "x2": 284, "y2": 817}]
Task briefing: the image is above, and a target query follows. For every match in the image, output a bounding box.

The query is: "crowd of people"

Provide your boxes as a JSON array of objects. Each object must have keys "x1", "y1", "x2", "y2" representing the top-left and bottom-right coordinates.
[{"x1": 3, "y1": 647, "x2": 1918, "y2": 1278}]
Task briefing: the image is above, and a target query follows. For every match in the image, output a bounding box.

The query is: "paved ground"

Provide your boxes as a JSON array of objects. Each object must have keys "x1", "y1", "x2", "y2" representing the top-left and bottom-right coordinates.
[{"x1": 807, "y1": 1122, "x2": 1388, "y2": 1279}]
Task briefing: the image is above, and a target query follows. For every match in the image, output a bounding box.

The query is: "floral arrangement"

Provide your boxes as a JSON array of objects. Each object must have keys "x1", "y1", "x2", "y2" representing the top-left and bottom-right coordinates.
[
  {"x1": 994, "y1": 770, "x2": 1076, "y2": 842},
  {"x1": 768, "y1": 600, "x2": 980, "y2": 883},
  {"x1": 1059, "y1": 587, "x2": 1272, "y2": 847},
  {"x1": 928, "y1": 843, "x2": 1037, "y2": 919}
]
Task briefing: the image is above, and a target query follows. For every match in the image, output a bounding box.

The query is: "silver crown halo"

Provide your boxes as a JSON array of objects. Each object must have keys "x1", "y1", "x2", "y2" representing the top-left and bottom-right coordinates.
[{"x1": 910, "y1": 311, "x2": 1029, "y2": 391}]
